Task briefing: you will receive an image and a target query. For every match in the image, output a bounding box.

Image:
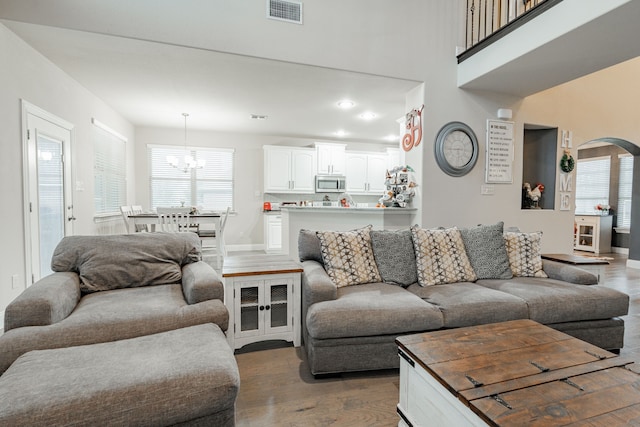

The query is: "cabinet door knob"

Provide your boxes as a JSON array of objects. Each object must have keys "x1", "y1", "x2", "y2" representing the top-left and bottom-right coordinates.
[
  {"x1": 265, "y1": 305, "x2": 271, "y2": 310},
  {"x1": 259, "y1": 305, "x2": 265, "y2": 311}
]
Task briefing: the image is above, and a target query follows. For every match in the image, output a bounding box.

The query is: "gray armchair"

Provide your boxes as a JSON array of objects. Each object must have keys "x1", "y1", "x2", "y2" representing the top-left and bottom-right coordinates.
[{"x1": 0, "y1": 232, "x2": 228, "y2": 374}]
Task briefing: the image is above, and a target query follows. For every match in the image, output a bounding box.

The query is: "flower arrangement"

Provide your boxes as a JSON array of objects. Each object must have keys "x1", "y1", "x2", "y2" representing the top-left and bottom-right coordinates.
[{"x1": 595, "y1": 204, "x2": 610, "y2": 215}]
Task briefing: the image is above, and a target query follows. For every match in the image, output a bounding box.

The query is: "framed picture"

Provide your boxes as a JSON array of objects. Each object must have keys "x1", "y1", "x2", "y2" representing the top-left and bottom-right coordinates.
[{"x1": 485, "y1": 119, "x2": 514, "y2": 183}]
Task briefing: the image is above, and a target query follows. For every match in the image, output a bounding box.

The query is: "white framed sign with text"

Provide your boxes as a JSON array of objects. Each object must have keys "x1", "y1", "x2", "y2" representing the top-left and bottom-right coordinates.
[{"x1": 485, "y1": 119, "x2": 514, "y2": 183}]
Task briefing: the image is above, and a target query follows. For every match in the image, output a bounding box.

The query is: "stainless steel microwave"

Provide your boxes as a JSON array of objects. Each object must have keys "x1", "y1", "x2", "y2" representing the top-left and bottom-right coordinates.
[{"x1": 315, "y1": 175, "x2": 346, "y2": 193}]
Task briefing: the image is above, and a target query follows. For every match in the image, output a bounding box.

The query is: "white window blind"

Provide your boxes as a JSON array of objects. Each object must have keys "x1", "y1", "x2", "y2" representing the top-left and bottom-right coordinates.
[
  {"x1": 148, "y1": 145, "x2": 234, "y2": 211},
  {"x1": 618, "y1": 154, "x2": 633, "y2": 228},
  {"x1": 575, "y1": 156, "x2": 610, "y2": 214},
  {"x1": 93, "y1": 120, "x2": 126, "y2": 215}
]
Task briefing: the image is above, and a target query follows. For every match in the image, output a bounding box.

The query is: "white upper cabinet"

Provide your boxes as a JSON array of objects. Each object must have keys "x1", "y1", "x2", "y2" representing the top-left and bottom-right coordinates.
[
  {"x1": 264, "y1": 146, "x2": 316, "y2": 193},
  {"x1": 316, "y1": 143, "x2": 346, "y2": 175},
  {"x1": 345, "y1": 152, "x2": 388, "y2": 194}
]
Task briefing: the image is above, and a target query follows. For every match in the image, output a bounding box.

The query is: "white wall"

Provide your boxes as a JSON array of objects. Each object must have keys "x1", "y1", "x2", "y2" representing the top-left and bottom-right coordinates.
[{"x1": 0, "y1": 23, "x2": 135, "y2": 311}]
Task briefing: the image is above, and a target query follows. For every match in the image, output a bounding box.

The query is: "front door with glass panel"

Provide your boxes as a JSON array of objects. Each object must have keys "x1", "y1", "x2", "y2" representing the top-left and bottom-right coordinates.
[{"x1": 24, "y1": 104, "x2": 74, "y2": 283}]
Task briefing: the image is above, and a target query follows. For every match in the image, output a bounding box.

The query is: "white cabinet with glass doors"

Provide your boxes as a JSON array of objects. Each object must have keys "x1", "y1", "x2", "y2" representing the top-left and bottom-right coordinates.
[
  {"x1": 574, "y1": 215, "x2": 612, "y2": 254},
  {"x1": 224, "y1": 269, "x2": 301, "y2": 350}
]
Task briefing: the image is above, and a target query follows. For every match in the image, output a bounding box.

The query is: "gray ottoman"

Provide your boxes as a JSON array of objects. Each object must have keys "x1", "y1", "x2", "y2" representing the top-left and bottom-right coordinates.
[{"x1": 0, "y1": 323, "x2": 239, "y2": 426}]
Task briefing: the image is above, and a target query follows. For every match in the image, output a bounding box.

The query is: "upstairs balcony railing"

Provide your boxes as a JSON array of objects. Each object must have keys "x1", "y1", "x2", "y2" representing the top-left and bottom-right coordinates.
[{"x1": 459, "y1": 0, "x2": 562, "y2": 62}]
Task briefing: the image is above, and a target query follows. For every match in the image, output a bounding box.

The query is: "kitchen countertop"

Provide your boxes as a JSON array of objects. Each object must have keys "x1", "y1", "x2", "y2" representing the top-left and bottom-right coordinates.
[{"x1": 281, "y1": 206, "x2": 417, "y2": 213}]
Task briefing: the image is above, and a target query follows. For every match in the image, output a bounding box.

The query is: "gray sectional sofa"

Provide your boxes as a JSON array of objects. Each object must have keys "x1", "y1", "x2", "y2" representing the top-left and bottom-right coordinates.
[{"x1": 299, "y1": 224, "x2": 630, "y2": 376}]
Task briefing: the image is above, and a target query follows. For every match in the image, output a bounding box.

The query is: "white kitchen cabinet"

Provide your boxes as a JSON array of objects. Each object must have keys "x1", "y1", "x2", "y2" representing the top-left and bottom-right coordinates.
[
  {"x1": 264, "y1": 213, "x2": 282, "y2": 253},
  {"x1": 316, "y1": 143, "x2": 346, "y2": 175},
  {"x1": 345, "y1": 152, "x2": 388, "y2": 194},
  {"x1": 387, "y1": 147, "x2": 401, "y2": 169},
  {"x1": 264, "y1": 146, "x2": 316, "y2": 193},
  {"x1": 574, "y1": 215, "x2": 612, "y2": 254}
]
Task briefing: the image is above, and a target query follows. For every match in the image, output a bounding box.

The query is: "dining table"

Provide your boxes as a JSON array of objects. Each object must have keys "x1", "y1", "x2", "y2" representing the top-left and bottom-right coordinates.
[{"x1": 128, "y1": 212, "x2": 222, "y2": 268}]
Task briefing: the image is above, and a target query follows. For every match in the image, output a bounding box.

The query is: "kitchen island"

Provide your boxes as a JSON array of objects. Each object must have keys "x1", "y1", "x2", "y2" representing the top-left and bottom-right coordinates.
[{"x1": 280, "y1": 206, "x2": 418, "y2": 257}]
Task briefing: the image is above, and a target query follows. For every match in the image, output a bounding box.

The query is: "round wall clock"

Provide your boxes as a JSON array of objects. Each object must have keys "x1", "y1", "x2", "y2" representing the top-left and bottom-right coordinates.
[{"x1": 434, "y1": 121, "x2": 479, "y2": 177}]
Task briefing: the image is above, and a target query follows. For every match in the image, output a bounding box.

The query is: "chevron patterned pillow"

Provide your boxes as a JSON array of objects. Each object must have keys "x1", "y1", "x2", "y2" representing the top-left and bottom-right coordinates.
[
  {"x1": 503, "y1": 231, "x2": 548, "y2": 278},
  {"x1": 317, "y1": 225, "x2": 382, "y2": 288},
  {"x1": 411, "y1": 226, "x2": 477, "y2": 287}
]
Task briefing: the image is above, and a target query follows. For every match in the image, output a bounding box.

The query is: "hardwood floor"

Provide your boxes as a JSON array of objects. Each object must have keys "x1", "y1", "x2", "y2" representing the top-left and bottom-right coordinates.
[{"x1": 234, "y1": 253, "x2": 640, "y2": 426}]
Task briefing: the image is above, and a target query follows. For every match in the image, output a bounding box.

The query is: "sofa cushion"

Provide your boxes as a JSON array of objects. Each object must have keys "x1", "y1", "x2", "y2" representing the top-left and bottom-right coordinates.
[
  {"x1": 316, "y1": 226, "x2": 382, "y2": 288},
  {"x1": 51, "y1": 233, "x2": 202, "y2": 293},
  {"x1": 298, "y1": 229, "x2": 324, "y2": 265},
  {"x1": 406, "y1": 282, "x2": 528, "y2": 328},
  {"x1": 370, "y1": 229, "x2": 417, "y2": 287},
  {"x1": 411, "y1": 226, "x2": 477, "y2": 286},
  {"x1": 504, "y1": 231, "x2": 548, "y2": 278},
  {"x1": 459, "y1": 222, "x2": 512, "y2": 280},
  {"x1": 477, "y1": 277, "x2": 629, "y2": 324},
  {"x1": 306, "y1": 282, "x2": 443, "y2": 339},
  {"x1": 0, "y1": 324, "x2": 239, "y2": 426}
]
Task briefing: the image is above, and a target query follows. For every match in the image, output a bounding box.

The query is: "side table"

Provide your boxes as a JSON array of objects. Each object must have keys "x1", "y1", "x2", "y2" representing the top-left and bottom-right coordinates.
[{"x1": 222, "y1": 254, "x2": 302, "y2": 351}]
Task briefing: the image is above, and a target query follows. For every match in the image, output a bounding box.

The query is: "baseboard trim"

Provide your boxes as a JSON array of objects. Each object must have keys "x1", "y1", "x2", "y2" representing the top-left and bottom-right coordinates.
[
  {"x1": 227, "y1": 244, "x2": 265, "y2": 253},
  {"x1": 627, "y1": 259, "x2": 640, "y2": 270},
  {"x1": 612, "y1": 247, "x2": 629, "y2": 255}
]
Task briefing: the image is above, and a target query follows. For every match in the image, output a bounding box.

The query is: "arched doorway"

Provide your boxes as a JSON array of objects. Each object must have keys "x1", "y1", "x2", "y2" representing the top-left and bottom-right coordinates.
[{"x1": 577, "y1": 138, "x2": 640, "y2": 269}]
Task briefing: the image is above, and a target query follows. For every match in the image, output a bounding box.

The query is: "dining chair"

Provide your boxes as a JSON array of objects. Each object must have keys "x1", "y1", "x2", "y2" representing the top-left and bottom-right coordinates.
[
  {"x1": 120, "y1": 206, "x2": 134, "y2": 234},
  {"x1": 200, "y1": 207, "x2": 230, "y2": 269},
  {"x1": 158, "y1": 212, "x2": 192, "y2": 233},
  {"x1": 131, "y1": 205, "x2": 149, "y2": 232}
]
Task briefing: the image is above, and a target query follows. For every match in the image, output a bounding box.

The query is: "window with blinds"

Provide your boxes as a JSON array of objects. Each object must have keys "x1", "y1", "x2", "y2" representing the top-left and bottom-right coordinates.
[
  {"x1": 148, "y1": 145, "x2": 234, "y2": 211},
  {"x1": 575, "y1": 156, "x2": 610, "y2": 214},
  {"x1": 618, "y1": 154, "x2": 634, "y2": 228},
  {"x1": 93, "y1": 121, "x2": 126, "y2": 215}
]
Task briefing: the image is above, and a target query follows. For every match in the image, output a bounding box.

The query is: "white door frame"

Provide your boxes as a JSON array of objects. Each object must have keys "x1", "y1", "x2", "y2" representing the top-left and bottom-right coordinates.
[{"x1": 21, "y1": 100, "x2": 74, "y2": 285}]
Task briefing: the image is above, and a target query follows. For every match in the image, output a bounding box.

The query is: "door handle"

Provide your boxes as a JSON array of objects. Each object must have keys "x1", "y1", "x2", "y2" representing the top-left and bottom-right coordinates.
[{"x1": 68, "y1": 216, "x2": 77, "y2": 221}]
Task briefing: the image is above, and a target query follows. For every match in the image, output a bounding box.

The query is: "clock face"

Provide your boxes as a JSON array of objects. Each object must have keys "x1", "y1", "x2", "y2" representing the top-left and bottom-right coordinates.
[
  {"x1": 442, "y1": 130, "x2": 474, "y2": 168},
  {"x1": 434, "y1": 122, "x2": 479, "y2": 177}
]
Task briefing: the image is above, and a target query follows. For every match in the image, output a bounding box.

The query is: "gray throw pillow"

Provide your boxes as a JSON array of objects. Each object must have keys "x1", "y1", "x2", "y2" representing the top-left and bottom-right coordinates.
[
  {"x1": 370, "y1": 229, "x2": 418, "y2": 287},
  {"x1": 298, "y1": 229, "x2": 324, "y2": 265},
  {"x1": 459, "y1": 222, "x2": 512, "y2": 280}
]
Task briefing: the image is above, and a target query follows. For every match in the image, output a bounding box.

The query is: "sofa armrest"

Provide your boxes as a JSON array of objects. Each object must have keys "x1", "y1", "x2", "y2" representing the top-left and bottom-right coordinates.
[
  {"x1": 181, "y1": 261, "x2": 224, "y2": 304},
  {"x1": 4, "y1": 272, "x2": 80, "y2": 332},
  {"x1": 542, "y1": 259, "x2": 599, "y2": 285},
  {"x1": 302, "y1": 261, "x2": 337, "y2": 308}
]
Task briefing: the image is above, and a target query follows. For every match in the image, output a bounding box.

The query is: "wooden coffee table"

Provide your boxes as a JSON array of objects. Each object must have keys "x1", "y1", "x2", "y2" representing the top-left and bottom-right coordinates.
[{"x1": 396, "y1": 320, "x2": 639, "y2": 426}]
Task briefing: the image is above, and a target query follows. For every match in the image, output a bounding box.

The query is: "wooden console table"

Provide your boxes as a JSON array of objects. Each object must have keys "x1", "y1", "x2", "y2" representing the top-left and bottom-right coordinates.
[
  {"x1": 396, "y1": 319, "x2": 638, "y2": 426},
  {"x1": 222, "y1": 255, "x2": 302, "y2": 351}
]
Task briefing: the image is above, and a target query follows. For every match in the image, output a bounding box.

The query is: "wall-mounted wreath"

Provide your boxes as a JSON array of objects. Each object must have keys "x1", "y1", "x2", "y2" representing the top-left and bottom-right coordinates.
[{"x1": 560, "y1": 149, "x2": 575, "y2": 173}]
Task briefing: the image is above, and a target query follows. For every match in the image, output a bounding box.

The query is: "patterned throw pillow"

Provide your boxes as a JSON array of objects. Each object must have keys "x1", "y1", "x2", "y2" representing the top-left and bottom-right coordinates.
[
  {"x1": 459, "y1": 222, "x2": 513, "y2": 280},
  {"x1": 370, "y1": 229, "x2": 417, "y2": 287},
  {"x1": 410, "y1": 226, "x2": 477, "y2": 287},
  {"x1": 503, "y1": 231, "x2": 548, "y2": 278},
  {"x1": 316, "y1": 226, "x2": 382, "y2": 287}
]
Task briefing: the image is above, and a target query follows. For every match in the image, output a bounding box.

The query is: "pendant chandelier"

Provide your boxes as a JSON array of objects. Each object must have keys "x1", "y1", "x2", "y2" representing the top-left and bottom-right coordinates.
[{"x1": 166, "y1": 113, "x2": 206, "y2": 172}]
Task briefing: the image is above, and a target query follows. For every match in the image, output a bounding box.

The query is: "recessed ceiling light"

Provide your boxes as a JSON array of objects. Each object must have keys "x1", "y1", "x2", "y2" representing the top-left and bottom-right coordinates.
[
  {"x1": 335, "y1": 130, "x2": 347, "y2": 137},
  {"x1": 359, "y1": 112, "x2": 376, "y2": 120},
  {"x1": 384, "y1": 134, "x2": 399, "y2": 141},
  {"x1": 337, "y1": 100, "x2": 355, "y2": 109},
  {"x1": 250, "y1": 114, "x2": 268, "y2": 120}
]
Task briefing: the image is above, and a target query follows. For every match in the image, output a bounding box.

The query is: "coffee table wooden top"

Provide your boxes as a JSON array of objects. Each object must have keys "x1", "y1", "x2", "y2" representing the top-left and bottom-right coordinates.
[
  {"x1": 396, "y1": 320, "x2": 638, "y2": 426},
  {"x1": 542, "y1": 253, "x2": 609, "y2": 265},
  {"x1": 222, "y1": 254, "x2": 302, "y2": 278}
]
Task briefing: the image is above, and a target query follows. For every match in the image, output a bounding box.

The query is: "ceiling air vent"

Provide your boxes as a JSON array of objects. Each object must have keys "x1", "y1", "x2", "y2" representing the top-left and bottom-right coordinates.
[{"x1": 267, "y1": 0, "x2": 303, "y2": 24}]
